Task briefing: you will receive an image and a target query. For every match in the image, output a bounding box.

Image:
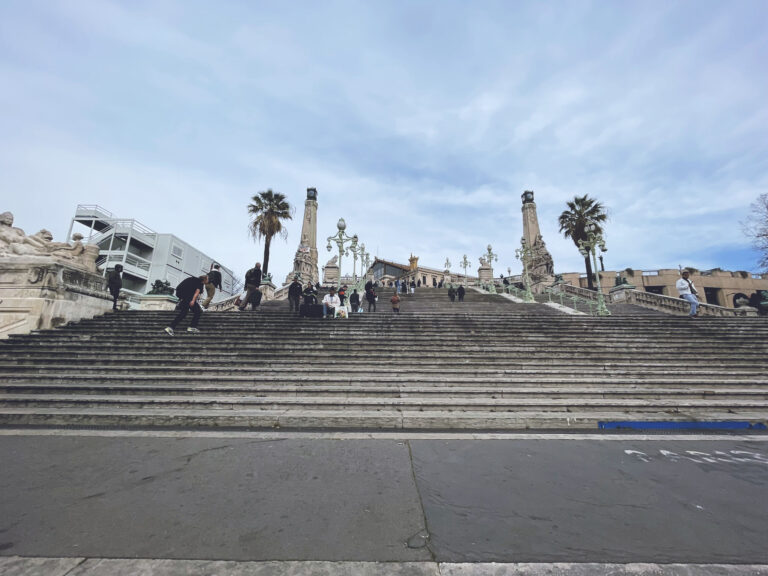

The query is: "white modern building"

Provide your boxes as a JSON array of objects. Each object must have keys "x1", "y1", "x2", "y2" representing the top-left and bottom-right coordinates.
[{"x1": 68, "y1": 205, "x2": 237, "y2": 299}]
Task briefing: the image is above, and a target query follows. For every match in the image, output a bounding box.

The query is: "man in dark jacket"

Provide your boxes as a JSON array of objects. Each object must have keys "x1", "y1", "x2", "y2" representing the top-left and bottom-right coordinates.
[
  {"x1": 457, "y1": 285, "x2": 466, "y2": 302},
  {"x1": 202, "y1": 263, "x2": 222, "y2": 309},
  {"x1": 239, "y1": 263, "x2": 262, "y2": 311},
  {"x1": 106, "y1": 264, "x2": 123, "y2": 311},
  {"x1": 302, "y1": 282, "x2": 318, "y2": 305},
  {"x1": 165, "y1": 275, "x2": 207, "y2": 335},
  {"x1": 288, "y1": 276, "x2": 303, "y2": 313}
]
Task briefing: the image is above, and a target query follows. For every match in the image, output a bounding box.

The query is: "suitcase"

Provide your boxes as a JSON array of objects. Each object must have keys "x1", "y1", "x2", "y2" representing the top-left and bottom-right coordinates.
[{"x1": 300, "y1": 304, "x2": 324, "y2": 318}]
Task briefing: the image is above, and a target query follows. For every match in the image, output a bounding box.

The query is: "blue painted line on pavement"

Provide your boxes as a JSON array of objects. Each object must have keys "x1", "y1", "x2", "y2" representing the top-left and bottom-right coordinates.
[{"x1": 599, "y1": 421, "x2": 767, "y2": 430}]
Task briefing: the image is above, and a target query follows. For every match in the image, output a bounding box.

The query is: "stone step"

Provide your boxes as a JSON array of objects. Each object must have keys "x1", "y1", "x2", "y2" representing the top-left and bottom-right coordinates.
[
  {"x1": 2, "y1": 356, "x2": 763, "y2": 370},
  {"x1": 2, "y1": 363, "x2": 765, "y2": 377},
  {"x1": 0, "y1": 407, "x2": 765, "y2": 430},
  {"x1": 3, "y1": 373, "x2": 764, "y2": 386},
  {"x1": 4, "y1": 383, "x2": 767, "y2": 399},
  {"x1": 5, "y1": 394, "x2": 768, "y2": 412}
]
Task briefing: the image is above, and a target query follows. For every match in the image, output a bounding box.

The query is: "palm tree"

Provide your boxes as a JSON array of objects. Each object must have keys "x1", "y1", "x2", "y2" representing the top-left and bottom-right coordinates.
[
  {"x1": 558, "y1": 194, "x2": 607, "y2": 290},
  {"x1": 247, "y1": 190, "x2": 293, "y2": 278}
]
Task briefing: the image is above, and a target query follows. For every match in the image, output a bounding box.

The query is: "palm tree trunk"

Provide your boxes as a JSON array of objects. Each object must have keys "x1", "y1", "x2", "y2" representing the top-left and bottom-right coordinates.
[
  {"x1": 584, "y1": 254, "x2": 594, "y2": 290},
  {"x1": 263, "y1": 235, "x2": 272, "y2": 277}
]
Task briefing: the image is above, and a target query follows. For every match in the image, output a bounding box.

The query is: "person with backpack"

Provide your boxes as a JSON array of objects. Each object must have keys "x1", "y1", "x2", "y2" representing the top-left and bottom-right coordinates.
[
  {"x1": 457, "y1": 284, "x2": 466, "y2": 302},
  {"x1": 239, "y1": 263, "x2": 262, "y2": 311},
  {"x1": 165, "y1": 275, "x2": 207, "y2": 335},
  {"x1": 202, "y1": 263, "x2": 222, "y2": 309},
  {"x1": 106, "y1": 264, "x2": 123, "y2": 311},
  {"x1": 390, "y1": 292, "x2": 401, "y2": 314},
  {"x1": 448, "y1": 286, "x2": 456, "y2": 303}
]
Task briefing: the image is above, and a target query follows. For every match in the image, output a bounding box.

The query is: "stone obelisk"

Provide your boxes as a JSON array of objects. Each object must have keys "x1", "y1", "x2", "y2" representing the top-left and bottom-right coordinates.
[
  {"x1": 285, "y1": 188, "x2": 319, "y2": 286},
  {"x1": 521, "y1": 190, "x2": 554, "y2": 280}
]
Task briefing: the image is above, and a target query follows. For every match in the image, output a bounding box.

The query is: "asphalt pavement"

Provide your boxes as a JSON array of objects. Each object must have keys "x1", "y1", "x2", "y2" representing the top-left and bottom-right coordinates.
[{"x1": 1, "y1": 430, "x2": 767, "y2": 573}]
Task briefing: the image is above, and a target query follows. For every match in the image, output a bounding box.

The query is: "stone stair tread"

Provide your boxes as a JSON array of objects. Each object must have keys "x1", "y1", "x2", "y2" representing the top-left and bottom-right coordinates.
[{"x1": 4, "y1": 393, "x2": 768, "y2": 408}]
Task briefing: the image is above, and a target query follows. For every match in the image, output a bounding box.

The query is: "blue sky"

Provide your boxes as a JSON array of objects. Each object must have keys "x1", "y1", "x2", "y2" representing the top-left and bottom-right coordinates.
[{"x1": 2, "y1": 0, "x2": 767, "y2": 283}]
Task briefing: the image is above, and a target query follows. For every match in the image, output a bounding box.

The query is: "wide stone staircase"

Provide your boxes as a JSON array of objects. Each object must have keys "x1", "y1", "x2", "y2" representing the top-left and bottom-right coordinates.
[{"x1": 1, "y1": 287, "x2": 767, "y2": 431}]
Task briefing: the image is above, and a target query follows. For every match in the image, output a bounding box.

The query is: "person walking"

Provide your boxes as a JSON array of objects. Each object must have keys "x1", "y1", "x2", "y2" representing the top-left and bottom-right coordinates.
[
  {"x1": 390, "y1": 292, "x2": 401, "y2": 314},
  {"x1": 448, "y1": 286, "x2": 456, "y2": 303},
  {"x1": 322, "y1": 287, "x2": 341, "y2": 318},
  {"x1": 349, "y1": 289, "x2": 361, "y2": 313},
  {"x1": 165, "y1": 275, "x2": 207, "y2": 335},
  {"x1": 288, "y1": 276, "x2": 303, "y2": 314},
  {"x1": 106, "y1": 264, "x2": 123, "y2": 311},
  {"x1": 676, "y1": 269, "x2": 700, "y2": 317},
  {"x1": 239, "y1": 263, "x2": 262, "y2": 311},
  {"x1": 338, "y1": 285, "x2": 347, "y2": 309},
  {"x1": 366, "y1": 286, "x2": 377, "y2": 312},
  {"x1": 410, "y1": 279, "x2": 416, "y2": 294},
  {"x1": 202, "y1": 263, "x2": 222, "y2": 309},
  {"x1": 457, "y1": 285, "x2": 465, "y2": 302}
]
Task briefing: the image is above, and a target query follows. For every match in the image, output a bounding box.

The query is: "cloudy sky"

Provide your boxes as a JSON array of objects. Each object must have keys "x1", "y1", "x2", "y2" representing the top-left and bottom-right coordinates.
[{"x1": 2, "y1": 0, "x2": 767, "y2": 284}]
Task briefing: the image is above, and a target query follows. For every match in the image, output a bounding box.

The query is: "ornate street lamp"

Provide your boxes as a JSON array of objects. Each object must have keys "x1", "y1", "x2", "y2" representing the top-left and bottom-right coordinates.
[
  {"x1": 578, "y1": 221, "x2": 610, "y2": 316},
  {"x1": 347, "y1": 235, "x2": 361, "y2": 282},
  {"x1": 444, "y1": 257, "x2": 451, "y2": 270},
  {"x1": 515, "y1": 237, "x2": 535, "y2": 302},
  {"x1": 482, "y1": 245, "x2": 498, "y2": 293},
  {"x1": 483, "y1": 245, "x2": 498, "y2": 272},
  {"x1": 326, "y1": 218, "x2": 357, "y2": 290},
  {"x1": 460, "y1": 255, "x2": 471, "y2": 287}
]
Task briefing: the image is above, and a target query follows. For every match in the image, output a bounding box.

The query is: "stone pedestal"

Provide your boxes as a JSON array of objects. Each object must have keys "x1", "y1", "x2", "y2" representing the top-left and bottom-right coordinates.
[
  {"x1": 138, "y1": 294, "x2": 179, "y2": 311},
  {"x1": 477, "y1": 265, "x2": 493, "y2": 284},
  {"x1": 323, "y1": 263, "x2": 340, "y2": 286},
  {"x1": 0, "y1": 256, "x2": 113, "y2": 339}
]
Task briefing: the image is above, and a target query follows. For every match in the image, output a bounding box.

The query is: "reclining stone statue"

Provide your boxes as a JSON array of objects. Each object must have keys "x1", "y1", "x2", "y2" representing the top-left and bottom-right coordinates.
[{"x1": 0, "y1": 211, "x2": 98, "y2": 272}]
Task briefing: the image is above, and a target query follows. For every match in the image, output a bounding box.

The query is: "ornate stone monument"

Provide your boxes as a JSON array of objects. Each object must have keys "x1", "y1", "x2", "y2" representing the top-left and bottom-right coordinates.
[
  {"x1": 284, "y1": 188, "x2": 320, "y2": 286},
  {"x1": 322, "y1": 254, "x2": 339, "y2": 286},
  {"x1": 521, "y1": 191, "x2": 555, "y2": 283},
  {"x1": 477, "y1": 255, "x2": 493, "y2": 284},
  {"x1": 0, "y1": 211, "x2": 112, "y2": 338}
]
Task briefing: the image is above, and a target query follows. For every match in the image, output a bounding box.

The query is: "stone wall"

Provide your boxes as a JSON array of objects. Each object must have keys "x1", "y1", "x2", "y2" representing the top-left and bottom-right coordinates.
[{"x1": 0, "y1": 257, "x2": 114, "y2": 339}]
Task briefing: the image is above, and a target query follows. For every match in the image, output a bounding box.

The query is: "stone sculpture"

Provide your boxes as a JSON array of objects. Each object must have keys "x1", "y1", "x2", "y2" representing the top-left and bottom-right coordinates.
[{"x1": 0, "y1": 212, "x2": 98, "y2": 272}]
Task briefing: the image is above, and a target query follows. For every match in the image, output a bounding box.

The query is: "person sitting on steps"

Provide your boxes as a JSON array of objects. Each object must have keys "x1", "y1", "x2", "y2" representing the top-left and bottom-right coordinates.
[{"x1": 322, "y1": 287, "x2": 341, "y2": 318}]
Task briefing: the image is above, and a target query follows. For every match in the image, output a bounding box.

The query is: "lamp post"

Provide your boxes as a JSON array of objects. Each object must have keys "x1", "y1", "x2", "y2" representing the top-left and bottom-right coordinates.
[
  {"x1": 444, "y1": 258, "x2": 451, "y2": 270},
  {"x1": 578, "y1": 222, "x2": 610, "y2": 316},
  {"x1": 326, "y1": 218, "x2": 357, "y2": 290},
  {"x1": 482, "y1": 245, "x2": 498, "y2": 292},
  {"x1": 460, "y1": 255, "x2": 470, "y2": 287},
  {"x1": 347, "y1": 235, "x2": 361, "y2": 283},
  {"x1": 515, "y1": 237, "x2": 535, "y2": 302},
  {"x1": 483, "y1": 245, "x2": 498, "y2": 272}
]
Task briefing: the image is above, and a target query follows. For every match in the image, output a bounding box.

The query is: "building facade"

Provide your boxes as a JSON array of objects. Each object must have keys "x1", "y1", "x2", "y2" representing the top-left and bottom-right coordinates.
[{"x1": 68, "y1": 205, "x2": 236, "y2": 298}]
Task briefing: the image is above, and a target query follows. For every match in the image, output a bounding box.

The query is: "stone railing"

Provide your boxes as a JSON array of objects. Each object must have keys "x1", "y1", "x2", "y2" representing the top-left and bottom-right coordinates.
[
  {"x1": 609, "y1": 285, "x2": 758, "y2": 317},
  {"x1": 546, "y1": 283, "x2": 758, "y2": 317}
]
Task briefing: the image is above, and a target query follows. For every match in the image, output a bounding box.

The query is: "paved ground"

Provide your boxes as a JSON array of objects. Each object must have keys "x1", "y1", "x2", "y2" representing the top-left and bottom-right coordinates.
[{"x1": 1, "y1": 430, "x2": 767, "y2": 574}]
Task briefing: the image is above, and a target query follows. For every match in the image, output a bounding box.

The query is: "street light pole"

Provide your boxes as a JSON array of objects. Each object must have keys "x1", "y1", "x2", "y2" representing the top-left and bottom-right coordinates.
[
  {"x1": 515, "y1": 237, "x2": 535, "y2": 302},
  {"x1": 482, "y1": 245, "x2": 498, "y2": 293},
  {"x1": 460, "y1": 255, "x2": 470, "y2": 287},
  {"x1": 578, "y1": 222, "x2": 610, "y2": 316},
  {"x1": 326, "y1": 218, "x2": 357, "y2": 290},
  {"x1": 347, "y1": 235, "x2": 361, "y2": 283}
]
